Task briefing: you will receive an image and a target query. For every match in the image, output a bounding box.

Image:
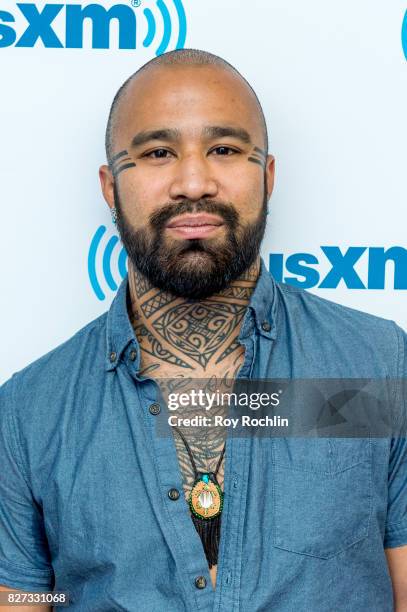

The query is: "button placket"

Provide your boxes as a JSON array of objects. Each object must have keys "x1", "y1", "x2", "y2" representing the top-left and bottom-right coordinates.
[{"x1": 138, "y1": 382, "x2": 215, "y2": 610}]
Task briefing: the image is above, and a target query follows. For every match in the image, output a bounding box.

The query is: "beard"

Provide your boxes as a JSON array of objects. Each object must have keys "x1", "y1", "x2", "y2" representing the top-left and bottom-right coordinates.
[{"x1": 113, "y1": 179, "x2": 269, "y2": 300}]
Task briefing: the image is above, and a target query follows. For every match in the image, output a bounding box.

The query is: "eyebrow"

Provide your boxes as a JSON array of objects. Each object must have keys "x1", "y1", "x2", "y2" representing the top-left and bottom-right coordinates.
[
  {"x1": 130, "y1": 125, "x2": 253, "y2": 148},
  {"x1": 131, "y1": 128, "x2": 181, "y2": 148},
  {"x1": 202, "y1": 125, "x2": 252, "y2": 144}
]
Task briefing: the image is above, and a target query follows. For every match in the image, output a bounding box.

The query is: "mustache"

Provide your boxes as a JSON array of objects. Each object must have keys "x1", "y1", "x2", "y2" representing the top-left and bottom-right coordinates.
[{"x1": 148, "y1": 199, "x2": 239, "y2": 231}]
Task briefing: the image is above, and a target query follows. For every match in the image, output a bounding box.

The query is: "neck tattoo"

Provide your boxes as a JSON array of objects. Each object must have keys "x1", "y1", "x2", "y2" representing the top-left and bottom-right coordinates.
[
  {"x1": 126, "y1": 258, "x2": 260, "y2": 568},
  {"x1": 127, "y1": 258, "x2": 260, "y2": 377}
]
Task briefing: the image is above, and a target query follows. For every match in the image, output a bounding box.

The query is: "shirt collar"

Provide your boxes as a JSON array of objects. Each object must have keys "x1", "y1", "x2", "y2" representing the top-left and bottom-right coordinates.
[
  {"x1": 105, "y1": 277, "x2": 136, "y2": 371},
  {"x1": 105, "y1": 257, "x2": 278, "y2": 371},
  {"x1": 243, "y1": 257, "x2": 278, "y2": 340}
]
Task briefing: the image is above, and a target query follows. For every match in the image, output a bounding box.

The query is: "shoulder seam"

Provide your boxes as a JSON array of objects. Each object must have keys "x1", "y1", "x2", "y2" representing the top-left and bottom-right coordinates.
[
  {"x1": 277, "y1": 282, "x2": 394, "y2": 323},
  {"x1": 10, "y1": 313, "x2": 107, "y2": 379}
]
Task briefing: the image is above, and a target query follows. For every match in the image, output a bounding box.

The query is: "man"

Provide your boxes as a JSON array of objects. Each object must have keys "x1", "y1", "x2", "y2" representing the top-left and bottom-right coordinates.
[{"x1": 0, "y1": 49, "x2": 406, "y2": 611}]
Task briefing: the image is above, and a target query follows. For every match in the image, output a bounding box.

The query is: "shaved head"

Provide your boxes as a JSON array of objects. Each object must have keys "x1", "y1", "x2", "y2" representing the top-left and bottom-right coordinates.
[
  {"x1": 99, "y1": 47, "x2": 275, "y2": 300},
  {"x1": 105, "y1": 48, "x2": 268, "y2": 164}
]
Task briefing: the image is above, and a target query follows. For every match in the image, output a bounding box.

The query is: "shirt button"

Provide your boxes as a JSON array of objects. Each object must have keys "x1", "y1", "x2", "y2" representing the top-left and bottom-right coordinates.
[
  {"x1": 195, "y1": 576, "x2": 207, "y2": 589},
  {"x1": 168, "y1": 488, "x2": 180, "y2": 501},
  {"x1": 261, "y1": 321, "x2": 271, "y2": 332},
  {"x1": 109, "y1": 351, "x2": 117, "y2": 362},
  {"x1": 149, "y1": 403, "x2": 161, "y2": 415},
  {"x1": 129, "y1": 350, "x2": 137, "y2": 361}
]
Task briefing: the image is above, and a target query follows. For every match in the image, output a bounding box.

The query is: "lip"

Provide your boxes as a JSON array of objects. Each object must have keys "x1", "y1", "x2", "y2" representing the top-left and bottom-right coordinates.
[
  {"x1": 166, "y1": 214, "x2": 224, "y2": 228},
  {"x1": 166, "y1": 214, "x2": 225, "y2": 239}
]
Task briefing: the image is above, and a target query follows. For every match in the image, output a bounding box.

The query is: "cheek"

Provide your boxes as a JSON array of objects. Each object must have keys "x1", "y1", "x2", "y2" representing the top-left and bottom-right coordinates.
[
  {"x1": 226, "y1": 174, "x2": 264, "y2": 221},
  {"x1": 117, "y1": 179, "x2": 159, "y2": 227}
]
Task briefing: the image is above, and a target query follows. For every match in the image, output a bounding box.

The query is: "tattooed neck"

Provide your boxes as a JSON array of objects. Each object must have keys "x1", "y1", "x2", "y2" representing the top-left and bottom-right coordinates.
[{"x1": 127, "y1": 258, "x2": 260, "y2": 375}]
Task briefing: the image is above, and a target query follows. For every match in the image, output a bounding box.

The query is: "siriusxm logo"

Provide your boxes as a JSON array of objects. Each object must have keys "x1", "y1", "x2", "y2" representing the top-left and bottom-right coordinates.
[
  {"x1": 0, "y1": 0, "x2": 186, "y2": 54},
  {"x1": 88, "y1": 225, "x2": 128, "y2": 300},
  {"x1": 88, "y1": 228, "x2": 407, "y2": 299},
  {"x1": 270, "y1": 247, "x2": 407, "y2": 290}
]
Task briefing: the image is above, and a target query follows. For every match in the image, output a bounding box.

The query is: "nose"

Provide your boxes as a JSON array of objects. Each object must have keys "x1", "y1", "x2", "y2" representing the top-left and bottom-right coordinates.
[{"x1": 168, "y1": 153, "x2": 219, "y2": 201}]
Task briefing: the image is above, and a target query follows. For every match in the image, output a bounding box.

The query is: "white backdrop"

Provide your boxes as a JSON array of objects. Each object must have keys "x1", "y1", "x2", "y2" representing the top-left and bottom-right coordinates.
[{"x1": 1, "y1": 0, "x2": 406, "y2": 384}]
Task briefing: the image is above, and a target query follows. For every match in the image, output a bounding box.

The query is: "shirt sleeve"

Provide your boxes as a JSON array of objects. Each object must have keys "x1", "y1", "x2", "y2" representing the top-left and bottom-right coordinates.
[
  {"x1": 0, "y1": 376, "x2": 54, "y2": 590},
  {"x1": 383, "y1": 324, "x2": 407, "y2": 549}
]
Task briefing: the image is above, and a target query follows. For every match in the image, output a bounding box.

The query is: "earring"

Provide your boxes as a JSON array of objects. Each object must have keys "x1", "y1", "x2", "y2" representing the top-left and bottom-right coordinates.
[{"x1": 111, "y1": 207, "x2": 117, "y2": 225}]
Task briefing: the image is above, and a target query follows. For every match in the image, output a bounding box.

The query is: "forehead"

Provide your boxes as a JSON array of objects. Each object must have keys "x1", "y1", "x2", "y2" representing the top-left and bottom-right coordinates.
[{"x1": 114, "y1": 65, "x2": 264, "y2": 146}]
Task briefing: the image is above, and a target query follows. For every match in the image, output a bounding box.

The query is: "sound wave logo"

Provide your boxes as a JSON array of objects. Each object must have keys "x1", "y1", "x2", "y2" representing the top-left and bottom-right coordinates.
[
  {"x1": 88, "y1": 225, "x2": 128, "y2": 300},
  {"x1": 402, "y1": 10, "x2": 407, "y2": 61},
  {"x1": 89, "y1": 231, "x2": 407, "y2": 300},
  {"x1": 142, "y1": 0, "x2": 187, "y2": 56},
  {"x1": 0, "y1": 0, "x2": 187, "y2": 54}
]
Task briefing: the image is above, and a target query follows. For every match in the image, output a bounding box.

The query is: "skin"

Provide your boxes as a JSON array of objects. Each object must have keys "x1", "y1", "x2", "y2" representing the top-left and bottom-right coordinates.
[
  {"x1": 99, "y1": 64, "x2": 275, "y2": 588},
  {"x1": 100, "y1": 66, "x2": 274, "y2": 389},
  {"x1": 101, "y1": 64, "x2": 407, "y2": 596},
  {"x1": 1, "y1": 65, "x2": 406, "y2": 607}
]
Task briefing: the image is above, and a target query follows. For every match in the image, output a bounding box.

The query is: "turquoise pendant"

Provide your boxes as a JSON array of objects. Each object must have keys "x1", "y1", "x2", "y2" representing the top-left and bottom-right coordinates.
[{"x1": 189, "y1": 473, "x2": 223, "y2": 520}]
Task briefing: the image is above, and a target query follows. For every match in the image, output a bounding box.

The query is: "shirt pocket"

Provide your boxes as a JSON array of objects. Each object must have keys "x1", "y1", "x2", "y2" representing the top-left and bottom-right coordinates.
[{"x1": 271, "y1": 438, "x2": 372, "y2": 559}]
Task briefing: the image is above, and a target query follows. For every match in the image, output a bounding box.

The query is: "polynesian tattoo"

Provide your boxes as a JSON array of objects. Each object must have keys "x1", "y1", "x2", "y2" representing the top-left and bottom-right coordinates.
[
  {"x1": 110, "y1": 149, "x2": 136, "y2": 178},
  {"x1": 157, "y1": 371, "x2": 240, "y2": 500},
  {"x1": 128, "y1": 261, "x2": 259, "y2": 371},
  {"x1": 171, "y1": 376, "x2": 232, "y2": 499},
  {"x1": 127, "y1": 260, "x2": 260, "y2": 501},
  {"x1": 248, "y1": 145, "x2": 267, "y2": 167}
]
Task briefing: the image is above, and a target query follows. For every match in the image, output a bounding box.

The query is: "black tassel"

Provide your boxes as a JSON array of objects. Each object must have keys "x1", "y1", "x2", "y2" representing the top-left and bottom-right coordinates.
[{"x1": 191, "y1": 512, "x2": 222, "y2": 568}]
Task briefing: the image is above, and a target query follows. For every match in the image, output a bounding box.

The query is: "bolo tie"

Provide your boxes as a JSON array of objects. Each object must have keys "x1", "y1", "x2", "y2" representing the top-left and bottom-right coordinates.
[{"x1": 173, "y1": 426, "x2": 225, "y2": 568}]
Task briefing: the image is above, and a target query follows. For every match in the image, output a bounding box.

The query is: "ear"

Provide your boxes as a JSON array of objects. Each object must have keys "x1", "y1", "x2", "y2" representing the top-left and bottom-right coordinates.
[
  {"x1": 265, "y1": 155, "x2": 275, "y2": 199},
  {"x1": 99, "y1": 164, "x2": 115, "y2": 210}
]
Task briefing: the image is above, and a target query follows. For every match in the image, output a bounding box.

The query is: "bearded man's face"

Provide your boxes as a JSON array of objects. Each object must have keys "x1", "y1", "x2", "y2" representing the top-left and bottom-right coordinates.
[
  {"x1": 99, "y1": 64, "x2": 275, "y2": 298},
  {"x1": 114, "y1": 181, "x2": 269, "y2": 299}
]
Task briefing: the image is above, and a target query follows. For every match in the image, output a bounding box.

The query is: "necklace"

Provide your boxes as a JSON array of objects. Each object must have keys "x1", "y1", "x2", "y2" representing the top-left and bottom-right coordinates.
[{"x1": 173, "y1": 426, "x2": 225, "y2": 568}]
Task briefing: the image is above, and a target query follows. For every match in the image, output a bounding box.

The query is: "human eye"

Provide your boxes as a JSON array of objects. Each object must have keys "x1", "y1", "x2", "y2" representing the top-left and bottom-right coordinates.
[
  {"x1": 143, "y1": 148, "x2": 174, "y2": 160},
  {"x1": 210, "y1": 145, "x2": 240, "y2": 156}
]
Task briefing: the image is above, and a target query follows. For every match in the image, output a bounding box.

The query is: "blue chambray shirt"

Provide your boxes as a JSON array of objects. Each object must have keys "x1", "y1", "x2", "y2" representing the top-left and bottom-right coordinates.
[{"x1": 1, "y1": 259, "x2": 407, "y2": 611}]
